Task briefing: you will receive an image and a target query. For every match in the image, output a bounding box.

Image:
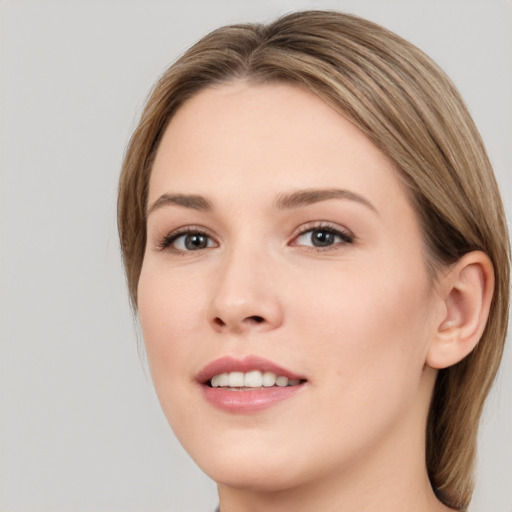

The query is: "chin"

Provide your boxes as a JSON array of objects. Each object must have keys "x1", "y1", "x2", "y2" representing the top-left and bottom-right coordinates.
[
  {"x1": 172, "y1": 427, "x2": 295, "y2": 488},
  {"x1": 203, "y1": 457, "x2": 308, "y2": 493},
  {"x1": 180, "y1": 427, "x2": 337, "y2": 494}
]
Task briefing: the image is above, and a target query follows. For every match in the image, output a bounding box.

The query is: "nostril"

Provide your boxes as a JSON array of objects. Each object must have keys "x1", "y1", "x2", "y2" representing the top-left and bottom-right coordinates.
[
  {"x1": 214, "y1": 317, "x2": 226, "y2": 327},
  {"x1": 212, "y1": 315, "x2": 266, "y2": 329}
]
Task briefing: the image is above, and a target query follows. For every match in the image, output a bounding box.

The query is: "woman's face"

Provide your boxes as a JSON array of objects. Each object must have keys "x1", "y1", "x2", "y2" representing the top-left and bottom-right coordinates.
[{"x1": 138, "y1": 82, "x2": 443, "y2": 491}]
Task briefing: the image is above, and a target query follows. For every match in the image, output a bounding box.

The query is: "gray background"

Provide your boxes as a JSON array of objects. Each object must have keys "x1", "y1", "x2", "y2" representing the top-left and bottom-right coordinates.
[{"x1": 1, "y1": 0, "x2": 510, "y2": 511}]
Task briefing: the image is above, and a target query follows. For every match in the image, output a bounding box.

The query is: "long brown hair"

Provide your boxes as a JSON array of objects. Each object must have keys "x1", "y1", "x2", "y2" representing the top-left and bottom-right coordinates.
[{"x1": 118, "y1": 11, "x2": 509, "y2": 510}]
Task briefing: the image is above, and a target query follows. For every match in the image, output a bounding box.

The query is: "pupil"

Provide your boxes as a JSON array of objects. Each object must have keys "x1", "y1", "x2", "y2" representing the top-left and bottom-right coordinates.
[
  {"x1": 185, "y1": 234, "x2": 207, "y2": 250},
  {"x1": 313, "y1": 230, "x2": 335, "y2": 246}
]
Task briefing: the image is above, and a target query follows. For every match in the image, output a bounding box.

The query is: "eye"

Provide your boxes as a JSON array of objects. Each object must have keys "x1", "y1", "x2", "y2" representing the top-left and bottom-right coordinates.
[
  {"x1": 158, "y1": 228, "x2": 217, "y2": 252},
  {"x1": 293, "y1": 224, "x2": 354, "y2": 249}
]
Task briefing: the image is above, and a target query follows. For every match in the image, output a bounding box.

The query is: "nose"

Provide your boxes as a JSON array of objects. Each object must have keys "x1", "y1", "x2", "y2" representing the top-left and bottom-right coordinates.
[{"x1": 207, "y1": 244, "x2": 284, "y2": 335}]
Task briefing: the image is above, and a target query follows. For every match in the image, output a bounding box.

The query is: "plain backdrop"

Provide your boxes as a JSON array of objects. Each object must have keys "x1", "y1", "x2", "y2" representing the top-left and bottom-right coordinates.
[{"x1": 1, "y1": 1, "x2": 511, "y2": 511}]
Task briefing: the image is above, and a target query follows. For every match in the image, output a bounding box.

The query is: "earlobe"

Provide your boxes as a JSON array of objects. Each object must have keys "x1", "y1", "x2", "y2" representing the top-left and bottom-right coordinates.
[{"x1": 427, "y1": 251, "x2": 495, "y2": 370}]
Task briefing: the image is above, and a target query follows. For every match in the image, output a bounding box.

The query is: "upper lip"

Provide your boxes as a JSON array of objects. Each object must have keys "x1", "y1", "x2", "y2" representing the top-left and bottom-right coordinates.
[{"x1": 196, "y1": 355, "x2": 306, "y2": 384}]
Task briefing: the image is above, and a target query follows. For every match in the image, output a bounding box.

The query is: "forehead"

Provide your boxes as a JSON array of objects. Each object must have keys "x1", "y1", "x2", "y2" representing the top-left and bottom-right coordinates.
[{"x1": 149, "y1": 81, "x2": 411, "y2": 219}]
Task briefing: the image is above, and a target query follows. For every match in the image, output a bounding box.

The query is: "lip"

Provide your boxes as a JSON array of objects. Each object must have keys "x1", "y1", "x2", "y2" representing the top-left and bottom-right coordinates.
[{"x1": 197, "y1": 355, "x2": 307, "y2": 414}]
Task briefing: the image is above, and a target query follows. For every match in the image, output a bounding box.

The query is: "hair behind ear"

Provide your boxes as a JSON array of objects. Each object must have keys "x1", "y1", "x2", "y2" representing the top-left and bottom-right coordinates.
[{"x1": 426, "y1": 251, "x2": 503, "y2": 509}]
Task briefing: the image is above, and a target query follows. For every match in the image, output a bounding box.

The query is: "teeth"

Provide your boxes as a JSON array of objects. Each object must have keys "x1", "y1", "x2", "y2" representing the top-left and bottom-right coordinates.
[
  {"x1": 262, "y1": 371, "x2": 277, "y2": 387},
  {"x1": 244, "y1": 370, "x2": 262, "y2": 387},
  {"x1": 276, "y1": 376, "x2": 288, "y2": 387},
  {"x1": 229, "y1": 372, "x2": 245, "y2": 387},
  {"x1": 210, "y1": 370, "x2": 302, "y2": 388}
]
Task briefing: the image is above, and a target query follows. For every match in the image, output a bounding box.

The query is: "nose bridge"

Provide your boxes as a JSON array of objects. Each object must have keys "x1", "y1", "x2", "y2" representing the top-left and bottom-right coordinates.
[{"x1": 208, "y1": 234, "x2": 283, "y2": 332}]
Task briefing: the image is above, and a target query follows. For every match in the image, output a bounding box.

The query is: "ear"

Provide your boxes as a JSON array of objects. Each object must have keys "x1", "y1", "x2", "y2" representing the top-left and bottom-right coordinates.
[{"x1": 427, "y1": 251, "x2": 495, "y2": 369}]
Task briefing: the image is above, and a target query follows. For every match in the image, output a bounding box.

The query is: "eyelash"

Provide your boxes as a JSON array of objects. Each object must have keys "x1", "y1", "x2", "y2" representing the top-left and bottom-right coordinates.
[
  {"x1": 156, "y1": 222, "x2": 354, "y2": 254},
  {"x1": 157, "y1": 226, "x2": 214, "y2": 253},
  {"x1": 293, "y1": 222, "x2": 354, "y2": 250}
]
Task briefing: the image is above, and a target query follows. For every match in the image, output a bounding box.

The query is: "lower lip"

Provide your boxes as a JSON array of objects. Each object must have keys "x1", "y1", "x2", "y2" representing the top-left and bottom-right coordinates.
[{"x1": 201, "y1": 384, "x2": 304, "y2": 413}]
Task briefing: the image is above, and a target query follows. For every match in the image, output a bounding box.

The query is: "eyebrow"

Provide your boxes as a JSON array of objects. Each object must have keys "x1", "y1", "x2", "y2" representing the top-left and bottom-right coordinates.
[
  {"x1": 146, "y1": 193, "x2": 213, "y2": 217},
  {"x1": 274, "y1": 188, "x2": 378, "y2": 213},
  {"x1": 146, "y1": 187, "x2": 378, "y2": 217}
]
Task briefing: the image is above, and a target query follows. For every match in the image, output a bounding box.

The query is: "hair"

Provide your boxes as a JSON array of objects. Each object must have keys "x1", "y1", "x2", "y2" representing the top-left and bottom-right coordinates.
[{"x1": 118, "y1": 10, "x2": 509, "y2": 510}]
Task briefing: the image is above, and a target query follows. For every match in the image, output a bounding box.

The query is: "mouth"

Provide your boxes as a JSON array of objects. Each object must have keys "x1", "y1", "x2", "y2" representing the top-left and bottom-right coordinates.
[
  {"x1": 209, "y1": 370, "x2": 304, "y2": 389},
  {"x1": 197, "y1": 355, "x2": 307, "y2": 412}
]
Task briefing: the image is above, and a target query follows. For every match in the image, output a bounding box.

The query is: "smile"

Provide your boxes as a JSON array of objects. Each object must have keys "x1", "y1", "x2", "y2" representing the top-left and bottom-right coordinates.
[{"x1": 198, "y1": 356, "x2": 307, "y2": 413}]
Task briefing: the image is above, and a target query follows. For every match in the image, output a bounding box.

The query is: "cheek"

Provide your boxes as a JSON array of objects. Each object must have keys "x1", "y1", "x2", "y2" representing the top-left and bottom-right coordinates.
[
  {"x1": 137, "y1": 266, "x2": 206, "y2": 381},
  {"x1": 283, "y1": 264, "x2": 436, "y2": 459},
  {"x1": 293, "y1": 259, "x2": 434, "y2": 387},
  {"x1": 137, "y1": 266, "x2": 213, "y2": 439}
]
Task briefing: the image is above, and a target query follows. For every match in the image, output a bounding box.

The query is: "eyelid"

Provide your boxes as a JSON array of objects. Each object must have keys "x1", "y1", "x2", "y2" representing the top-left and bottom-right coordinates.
[
  {"x1": 156, "y1": 225, "x2": 218, "y2": 252},
  {"x1": 290, "y1": 221, "x2": 355, "y2": 248}
]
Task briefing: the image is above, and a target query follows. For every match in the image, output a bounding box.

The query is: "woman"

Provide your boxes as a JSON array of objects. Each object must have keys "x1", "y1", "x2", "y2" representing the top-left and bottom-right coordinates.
[{"x1": 117, "y1": 11, "x2": 509, "y2": 512}]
